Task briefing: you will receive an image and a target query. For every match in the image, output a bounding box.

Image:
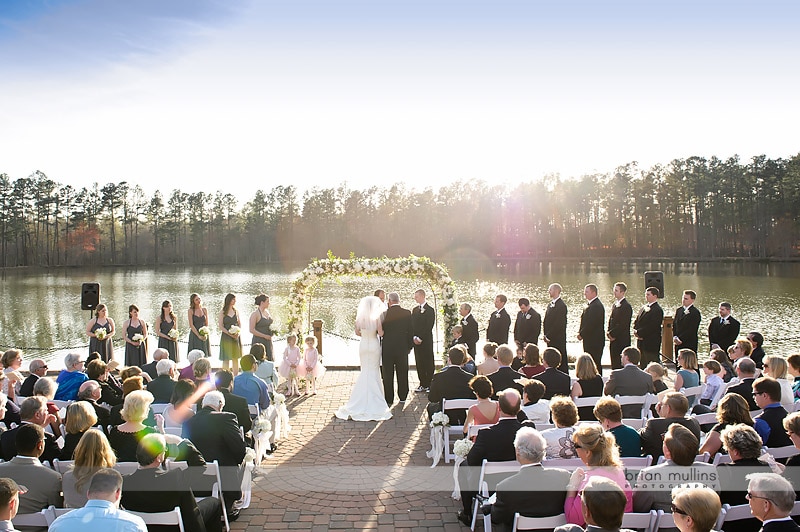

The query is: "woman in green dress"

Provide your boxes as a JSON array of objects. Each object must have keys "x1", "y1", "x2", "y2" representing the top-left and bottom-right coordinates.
[{"x1": 219, "y1": 293, "x2": 243, "y2": 375}]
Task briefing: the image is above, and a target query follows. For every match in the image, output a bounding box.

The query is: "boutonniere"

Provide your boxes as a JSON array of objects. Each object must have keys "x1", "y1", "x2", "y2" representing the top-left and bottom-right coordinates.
[
  {"x1": 462, "y1": 318, "x2": 468, "y2": 325},
  {"x1": 683, "y1": 307, "x2": 690, "y2": 315},
  {"x1": 614, "y1": 300, "x2": 621, "y2": 308},
  {"x1": 495, "y1": 311, "x2": 502, "y2": 318},
  {"x1": 549, "y1": 301, "x2": 556, "y2": 308},
  {"x1": 420, "y1": 307, "x2": 425, "y2": 314},
  {"x1": 525, "y1": 314, "x2": 531, "y2": 320},
  {"x1": 721, "y1": 319, "x2": 729, "y2": 325},
  {"x1": 642, "y1": 305, "x2": 651, "y2": 312}
]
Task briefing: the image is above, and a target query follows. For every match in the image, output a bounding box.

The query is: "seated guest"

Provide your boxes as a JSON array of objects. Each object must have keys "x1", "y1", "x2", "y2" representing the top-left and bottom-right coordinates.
[
  {"x1": 192, "y1": 357, "x2": 213, "y2": 388},
  {"x1": 461, "y1": 351, "x2": 477, "y2": 375},
  {"x1": 698, "y1": 393, "x2": 753, "y2": 458},
  {"x1": 140, "y1": 347, "x2": 169, "y2": 381},
  {"x1": 727, "y1": 356, "x2": 759, "y2": 410},
  {"x1": 85, "y1": 359, "x2": 123, "y2": 406},
  {"x1": 179, "y1": 349, "x2": 205, "y2": 382},
  {"x1": 0, "y1": 424, "x2": 62, "y2": 527},
  {"x1": 232, "y1": 355, "x2": 270, "y2": 410},
  {"x1": 252, "y1": 343, "x2": 279, "y2": 390},
  {"x1": 532, "y1": 347, "x2": 571, "y2": 400},
  {"x1": 748, "y1": 331, "x2": 766, "y2": 369},
  {"x1": 77, "y1": 380, "x2": 112, "y2": 430},
  {"x1": 108, "y1": 390, "x2": 160, "y2": 462},
  {"x1": 0, "y1": 396, "x2": 60, "y2": 463},
  {"x1": 122, "y1": 433, "x2": 222, "y2": 532},
  {"x1": 709, "y1": 348, "x2": 736, "y2": 383},
  {"x1": 462, "y1": 375, "x2": 500, "y2": 439},
  {"x1": 119, "y1": 364, "x2": 150, "y2": 384},
  {"x1": 555, "y1": 477, "x2": 630, "y2": 532},
  {"x1": 788, "y1": 354, "x2": 800, "y2": 403},
  {"x1": 639, "y1": 392, "x2": 701, "y2": 459},
  {"x1": 0, "y1": 391, "x2": 18, "y2": 430},
  {"x1": 163, "y1": 379, "x2": 197, "y2": 429},
  {"x1": 54, "y1": 353, "x2": 88, "y2": 401},
  {"x1": 146, "y1": 358, "x2": 178, "y2": 404},
  {"x1": 109, "y1": 376, "x2": 156, "y2": 428},
  {"x1": 487, "y1": 345, "x2": 525, "y2": 399},
  {"x1": 781, "y1": 412, "x2": 800, "y2": 493},
  {"x1": 49, "y1": 468, "x2": 147, "y2": 532},
  {"x1": 593, "y1": 397, "x2": 641, "y2": 458},
  {"x1": 564, "y1": 425, "x2": 633, "y2": 526},
  {"x1": 541, "y1": 396, "x2": 579, "y2": 459},
  {"x1": 674, "y1": 349, "x2": 701, "y2": 398},
  {"x1": 645, "y1": 362, "x2": 669, "y2": 393},
  {"x1": 0, "y1": 478, "x2": 24, "y2": 531},
  {"x1": 488, "y1": 427, "x2": 571, "y2": 529},
  {"x1": 669, "y1": 485, "x2": 722, "y2": 532},
  {"x1": 697, "y1": 359, "x2": 724, "y2": 407},
  {"x1": 216, "y1": 369, "x2": 252, "y2": 435},
  {"x1": 519, "y1": 343, "x2": 545, "y2": 378},
  {"x1": 477, "y1": 342, "x2": 500, "y2": 376},
  {"x1": 520, "y1": 379, "x2": 550, "y2": 425},
  {"x1": 633, "y1": 424, "x2": 717, "y2": 513},
  {"x1": 752, "y1": 376, "x2": 792, "y2": 448},
  {"x1": 427, "y1": 346, "x2": 474, "y2": 424},
  {"x1": 763, "y1": 355, "x2": 795, "y2": 409},
  {"x1": 571, "y1": 353, "x2": 604, "y2": 421},
  {"x1": 745, "y1": 473, "x2": 800, "y2": 532},
  {"x1": 604, "y1": 346, "x2": 655, "y2": 418},
  {"x1": 32, "y1": 376, "x2": 62, "y2": 437},
  {"x1": 62, "y1": 429, "x2": 117, "y2": 508},
  {"x1": 19, "y1": 358, "x2": 47, "y2": 397},
  {"x1": 61, "y1": 401, "x2": 99, "y2": 460}
]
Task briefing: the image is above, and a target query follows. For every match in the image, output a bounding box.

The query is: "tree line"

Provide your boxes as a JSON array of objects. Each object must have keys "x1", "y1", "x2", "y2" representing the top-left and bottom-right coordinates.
[{"x1": 2, "y1": 152, "x2": 800, "y2": 268}]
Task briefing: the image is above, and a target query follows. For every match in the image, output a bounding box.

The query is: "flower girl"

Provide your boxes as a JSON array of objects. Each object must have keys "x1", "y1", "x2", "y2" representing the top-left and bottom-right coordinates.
[
  {"x1": 302, "y1": 336, "x2": 326, "y2": 395},
  {"x1": 279, "y1": 334, "x2": 302, "y2": 396}
]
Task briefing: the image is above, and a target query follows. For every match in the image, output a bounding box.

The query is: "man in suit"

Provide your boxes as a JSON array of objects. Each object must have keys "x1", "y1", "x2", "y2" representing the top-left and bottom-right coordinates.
[
  {"x1": 748, "y1": 331, "x2": 767, "y2": 369},
  {"x1": 514, "y1": 298, "x2": 541, "y2": 354},
  {"x1": 19, "y1": 358, "x2": 47, "y2": 397},
  {"x1": 747, "y1": 473, "x2": 800, "y2": 532},
  {"x1": 457, "y1": 388, "x2": 534, "y2": 525},
  {"x1": 381, "y1": 292, "x2": 414, "y2": 405},
  {"x1": 603, "y1": 347, "x2": 654, "y2": 418},
  {"x1": 0, "y1": 424, "x2": 62, "y2": 525},
  {"x1": 578, "y1": 284, "x2": 606, "y2": 374},
  {"x1": 77, "y1": 380, "x2": 112, "y2": 430},
  {"x1": 673, "y1": 290, "x2": 702, "y2": 359},
  {"x1": 488, "y1": 427, "x2": 570, "y2": 530},
  {"x1": 606, "y1": 282, "x2": 632, "y2": 370},
  {"x1": 752, "y1": 377, "x2": 792, "y2": 448},
  {"x1": 122, "y1": 433, "x2": 222, "y2": 532},
  {"x1": 727, "y1": 357, "x2": 759, "y2": 410},
  {"x1": 633, "y1": 287, "x2": 664, "y2": 368},
  {"x1": 708, "y1": 301, "x2": 741, "y2": 351},
  {"x1": 532, "y1": 347, "x2": 571, "y2": 400},
  {"x1": 486, "y1": 294, "x2": 511, "y2": 345},
  {"x1": 543, "y1": 284, "x2": 569, "y2": 374},
  {"x1": 411, "y1": 289, "x2": 436, "y2": 392},
  {"x1": 146, "y1": 358, "x2": 177, "y2": 404},
  {"x1": 427, "y1": 346, "x2": 474, "y2": 424},
  {"x1": 1, "y1": 396, "x2": 60, "y2": 463},
  {"x1": 183, "y1": 391, "x2": 246, "y2": 514},
  {"x1": 140, "y1": 347, "x2": 169, "y2": 381},
  {"x1": 639, "y1": 392, "x2": 701, "y2": 459},
  {"x1": 487, "y1": 345, "x2": 525, "y2": 399},
  {"x1": 458, "y1": 303, "x2": 480, "y2": 357},
  {"x1": 554, "y1": 477, "x2": 632, "y2": 532},
  {"x1": 215, "y1": 369, "x2": 252, "y2": 436}
]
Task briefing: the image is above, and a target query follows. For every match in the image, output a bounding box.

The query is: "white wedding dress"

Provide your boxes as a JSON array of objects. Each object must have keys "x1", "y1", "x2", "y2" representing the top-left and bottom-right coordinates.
[{"x1": 335, "y1": 327, "x2": 392, "y2": 421}]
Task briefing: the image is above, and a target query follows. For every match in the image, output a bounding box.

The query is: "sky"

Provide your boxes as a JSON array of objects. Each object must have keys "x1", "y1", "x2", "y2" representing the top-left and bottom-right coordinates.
[{"x1": 1, "y1": 0, "x2": 799, "y2": 203}]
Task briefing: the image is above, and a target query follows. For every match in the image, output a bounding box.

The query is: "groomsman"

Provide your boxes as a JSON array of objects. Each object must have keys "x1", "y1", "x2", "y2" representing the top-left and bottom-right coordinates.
[
  {"x1": 459, "y1": 303, "x2": 479, "y2": 357},
  {"x1": 633, "y1": 287, "x2": 664, "y2": 368},
  {"x1": 708, "y1": 301, "x2": 740, "y2": 351},
  {"x1": 606, "y1": 282, "x2": 632, "y2": 370},
  {"x1": 411, "y1": 289, "x2": 436, "y2": 392},
  {"x1": 486, "y1": 294, "x2": 511, "y2": 345},
  {"x1": 672, "y1": 290, "x2": 701, "y2": 359},
  {"x1": 578, "y1": 284, "x2": 606, "y2": 374},
  {"x1": 514, "y1": 298, "x2": 541, "y2": 353},
  {"x1": 543, "y1": 284, "x2": 568, "y2": 374}
]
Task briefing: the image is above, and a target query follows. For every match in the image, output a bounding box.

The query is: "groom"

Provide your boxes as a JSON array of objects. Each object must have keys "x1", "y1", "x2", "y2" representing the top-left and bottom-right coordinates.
[{"x1": 381, "y1": 292, "x2": 413, "y2": 405}]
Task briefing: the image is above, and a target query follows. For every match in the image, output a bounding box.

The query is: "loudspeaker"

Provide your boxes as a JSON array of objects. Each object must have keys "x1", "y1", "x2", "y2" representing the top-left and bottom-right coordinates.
[
  {"x1": 644, "y1": 271, "x2": 664, "y2": 298},
  {"x1": 81, "y1": 282, "x2": 101, "y2": 311}
]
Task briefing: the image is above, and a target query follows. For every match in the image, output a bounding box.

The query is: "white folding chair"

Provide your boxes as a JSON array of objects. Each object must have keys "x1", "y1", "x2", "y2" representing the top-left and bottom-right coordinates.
[
  {"x1": 127, "y1": 507, "x2": 185, "y2": 531},
  {"x1": 472, "y1": 460, "x2": 521, "y2": 530},
  {"x1": 151, "y1": 403, "x2": 169, "y2": 414},
  {"x1": 711, "y1": 453, "x2": 732, "y2": 466},
  {"x1": 690, "y1": 411, "x2": 718, "y2": 427},
  {"x1": 616, "y1": 393, "x2": 657, "y2": 420},
  {"x1": 52, "y1": 459, "x2": 74, "y2": 474},
  {"x1": 45, "y1": 506, "x2": 73, "y2": 525},
  {"x1": 763, "y1": 445, "x2": 800, "y2": 460},
  {"x1": 248, "y1": 404, "x2": 260, "y2": 417},
  {"x1": 534, "y1": 422, "x2": 555, "y2": 431},
  {"x1": 442, "y1": 398, "x2": 478, "y2": 463},
  {"x1": 655, "y1": 509, "x2": 676, "y2": 530},
  {"x1": 621, "y1": 510, "x2": 658, "y2": 532},
  {"x1": 511, "y1": 512, "x2": 568, "y2": 531},
  {"x1": 467, "y1": 423, "x2": 493, "y2": 439},
  {"x1": 623, "y1": 417, "x2": 646, "y2": 429},
  {"x1": 707, "y1": 381, "x2": 729, "y2": 409},
  {"x1": 166, "y1": 459, "x2": 230, "y2": 531},
  {"x1": 11, "y1": 509, "x2": 49, "y2": 528},
  {"x1": 721, "y1": 503, "x2": 757, "y2": 529},
  {"x1": 621, "y1": 455, "x2": 653, "y2": 469},
  {"x1": 792, "y1": 499, "x2": 800, "y2": 517},
  {"x1": 164, "y1": 425, "x2": 183, "y2": 437},
  {"x1": 571, "y1": 396, "x2": 599, "y2": 409},
  {"x1": 656, "y1": 452, "x2": 708, "y2": 465},
  {"x1": 113, "y1": 462, "x2": 140, "y2": 475},
  {"x1": 680, "y1": 385, "x2": 705, "y2": 408},
  {"x1": 541, "y1": 457, "x2": 584, "y2": 469}
]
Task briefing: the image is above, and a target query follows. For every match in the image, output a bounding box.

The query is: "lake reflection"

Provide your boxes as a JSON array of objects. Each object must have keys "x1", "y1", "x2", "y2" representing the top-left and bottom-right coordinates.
[{"x1": 1, "y1": 261, "x2": 799, "y2": 368}]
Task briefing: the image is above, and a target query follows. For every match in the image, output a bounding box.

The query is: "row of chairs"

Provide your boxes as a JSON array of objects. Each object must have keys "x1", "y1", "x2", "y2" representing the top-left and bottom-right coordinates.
[{"x1": 13, "y1": 505, "x2": 185, "y2": 530}]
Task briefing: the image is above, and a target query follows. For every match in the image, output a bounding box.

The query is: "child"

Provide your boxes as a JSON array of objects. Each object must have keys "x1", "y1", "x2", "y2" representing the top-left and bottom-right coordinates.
[
  {"x1": 699, "y1": 360, "x2": 724, "y2": 406},
  {"x1": 644, "y1": 362, "x2": 668, "y2": 393},
  {"x1": 279, "y1": 334, "x2": 302, "y2": 396},
  {"x1": 520, "y1": 379, "x2": 550, "y2": 424},
  {"x1": 446, "y1": 325, "x2": 466, "y2": 350},
  {"x1": 302, "y1": 335, "x2": 326, "y2": 395}
]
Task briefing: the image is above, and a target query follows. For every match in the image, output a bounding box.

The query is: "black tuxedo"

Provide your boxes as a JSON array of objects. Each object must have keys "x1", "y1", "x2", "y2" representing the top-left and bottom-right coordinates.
[
  {"x1": 708, "y1": 315, "x2": 740, "y2": 351},
  {"x1": 1, "y1": 422, "x2": 61, "y2": 463},
  {"x1": 220, "y1": 388, "x2": 252, "y2": 435},
  {"x1": 490, "y1": 464, "x2": 571, "y2": 527},
  {"x1": 487, "y1": 308, "x2": 511, "y2": 345},
  {"x1": 544, "y1": 299, "x2": 568, "y2": 373},
  {"x1": 147, "y1": 374, "x2": 177, "y2": 404},
  {"x1": 514, "y1": 308, "x2": 541, "y2": 351},
  {"x1": 381, "y1": 304, "x2": 413, "y2": 404},
  {"x1": 411, "y1": 302, "x2": 436, "y2": 388},
  {"x1": 607, "y1": 299, "x2": 632, "y2": 369},
  {"x1": 19, "y1": 374, "x2": 39, "y2": 397},
  {"x1": 487, "y1": 367, "x2": 524, "y2": 400},
  {"x1": 673, "y1": 305, "x2": 701, "y2": 359},
  {"x1": 726, "y1": 377, "x2": 759, "y2": 410},
  {"x1": 633, "y1": 302, "x2": 664, "y2": 367},
  {"x1": 639, "y1": 416, "x2": 701, "y2": 458},
  {"x1": 532, "y1": 367, "x2": 571, "y2": 400},
  {"x1": 460, "y1": 313, "x2": 479, "y2": 357},
  {"x1": 427, "y1": 366, "x2": 474, "y2": 424},
  {"x1": 579, "y1": 298, "x2": 606, "y2": 374},
  {"x1": 603, "y1": 364, "x2": 655, "y2": 418}
]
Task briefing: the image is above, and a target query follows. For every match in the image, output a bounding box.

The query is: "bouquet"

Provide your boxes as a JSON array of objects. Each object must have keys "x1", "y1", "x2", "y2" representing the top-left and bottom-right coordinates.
[
  {"x1": 243, "y1": 448, "x2": 257, "y2": 464},
  {"x1": 273, "y1": 392, "x2": 286, "y2": 405},
  {"x1": 229, "y1": 325, "x2": 241, "y2": 336},
  {"x1": 453, "y1": 438, "x2": 473, "y2": 458},
  {"x1": 252, "y1": 416, "x2": 272, "y2": 438},
  {"x1": 131, "y1": 333, "x2": 144, "y2": 342},
  {"x1": 430, "y1": 411, "x2": 450, "y2": 428},
  {"x1": 95, "y1": 328, "x2": 107, "y2": 341},
  {"x1": 167, "y1": 328, "x2": 179, "y2": 341},
  {"x1": 198, "y1": 326, "x2": 210, "y2": 339}
]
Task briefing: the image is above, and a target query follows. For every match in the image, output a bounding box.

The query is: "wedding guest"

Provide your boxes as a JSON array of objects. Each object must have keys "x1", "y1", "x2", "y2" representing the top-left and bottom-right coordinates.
[
  {"x1": 593, "y1": 397, "x2": 641, "y2": 458},
  {"x1": 252, "y1": 343, "x2": 279, "y2": 391},
  {"x1": 752, "y1": 377, "x2": 792, "y2": 448},
  {"x1": 109, "y1": 376, "x2": 156, "y2": 427},
  {"x1": 0, "y1": 396, "x2": 60, "y2": 463},
  {"x1": 519, "y1": 343, "x2": 545, "y2": 378},
  {"x1": 486, "y1": 345, "x2": 524, "y2": 399},
  {"x1": 427, "y1": 346, "x2": 473, "y2": 424},
  {"x1": 696, "y1": 359, "x2": 724, "y2": 407},
  {"x1": 187, "y1": 293, "x2": 210, "y2": 357},
  {"x1": 86, "y1": 304, "x2": 115, "y2": 362},
  {"x1": 19, "y1": 358, "x2": 47, "y2": 397},
  {"x1": 674, "y1": 349, "x2": 700, "y2": 393},
  {"x1": 33, "y1": 377, "x2": 62, "y2": 437},
  {"x1": 461, "y1": 351, "x2": 477, "y2": 375},
  {"x1": 571, "y1": 353, "x2": 604, "y2": 421},
  {"x1": 726, "y1": 356, "x2": 759, "y2": 411},
  {"x1": 54, "y1": 353, "x2": 88, "y2": 401},
  {"x1": 533, "y1": 347, "x2": 571, "y2": 400},
  {"x1": 0, "y1": 478, "x2": 24, "y2": 531},
  {"x1": 476, "y1": 342, "x2": 499, "y2": 376},
  {"x1": 108, "y1": 390, "x2": 160, "y2": 462},
  {"x1": 446, "y1": 325, "x2": 467, "y2": 351},
  {"x1": 787, "y1": 354, "x2": 800, "y2": 402},
  {"x1": 462, "y1": 375, "x2": 499, "y2": 438},
  {"x1": 745, "y1": 473, "x2": 800, "y2": 532},
  {"x1": 233, "y1": 354, "x2": 270, "y2": 410},
  {"x1": 717, "y1": 424, "x2": 771, "y2": 519},
  {"x1": 709, "y1": 347, "x2": 735, "y2": 382},
  {"x1": 640, "y1": 393, "x2": 701, "y2": 459},
  {"x1": 645, "y1": 362, "x2": 669, "y2": 393},
  {"x1": 122, "y1": 305, "x2": 147, "y2": 368},
  {"x1": 60, "y1": 401, "x2": 98, "y2": 460},
  {"x1": 604, "y1": 347, "x2": 655, "y2": 418},
  {"x1": 556, "y1": 477, "x2": 630, "y2": 532},
  {"x1": 86, "y1": 359, "x2": 123, "y2": 406},
  {"x1": 154, "y1": 300, "x2": 179, "y2": 362},
  {"x1": 76, "y1": 380, "x2": 111, "y2": 431},
  {"x1": 61, "y1": 429, "x2": 117, "y2": 508},
  {"x1": 698, "y1": 393, "x2": 754, "y2": 459},
  {"x1": 763, "y1": 355, "x2": 795, "y2": 409},
  {"x1": 146, "y1": 359, "x2": 177, "y2": 404},
  {"x1": 669, "y1": 485, "x2": 722, "y2": 532},
  {"x1": 180, "y1": 349, "x2": 205, "y2": 381},
  {"x1": 162, "y1": 379, "x2": 197, "y2": 429},
  {"x1": 748, "y1": 331, "x2": 766, "y2": 369},
  {"x1": 139, "y1": 348, "x2": 167, "y2": 381},
  {"x1": 1, "y1": 350, "x2": 23, "y2": 403},
  {"x1": 486, "y1": 294, "x2": 511, "y2": 345},
  {"x1": 781, "y1": 412, "x2": 800, "y2": 492},
  {"x1": 249, "y1": 293, "x2": 275, "y2": 361},
  {"x1": 541, "y1": 396, "x2": 579, "y2": 459},
  {"x1": 520, "y1": 379, "x2": 550, "y2": 425},
  {"x1": 192, "y1": 357, "x2": 213, "y2": 389}
]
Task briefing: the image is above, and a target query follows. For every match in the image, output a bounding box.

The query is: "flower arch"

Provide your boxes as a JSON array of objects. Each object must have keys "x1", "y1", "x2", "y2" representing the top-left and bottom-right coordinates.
[{"x1": 287, "y1": 253, "x2": 459, "y2": 347}]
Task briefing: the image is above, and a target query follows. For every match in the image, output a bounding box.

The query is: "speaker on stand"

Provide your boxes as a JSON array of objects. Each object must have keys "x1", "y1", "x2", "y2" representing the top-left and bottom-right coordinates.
[
  {"x1": 644, "y1": 271, "x2": 664, "y2": 298},
  {"x1": 81, "y1": 283, "x2": 101, "y2": 312}
]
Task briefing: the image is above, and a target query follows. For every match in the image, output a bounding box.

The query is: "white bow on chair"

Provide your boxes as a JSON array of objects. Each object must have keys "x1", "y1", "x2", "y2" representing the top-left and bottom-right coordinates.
[{"x1": 426, "y1": 412, "x2": 450, "y2": 467}]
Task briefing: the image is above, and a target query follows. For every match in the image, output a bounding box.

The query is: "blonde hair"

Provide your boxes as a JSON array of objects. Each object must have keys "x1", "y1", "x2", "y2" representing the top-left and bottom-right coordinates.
[
  {"x1": 304, "y1": 336, "x2": 317, "y2": 346},
  {"x1": 193, "y1": 358, "x2": 211, "y2": 379},
  {"x1": 573, "y1": 423, "x2": 621, "y2": 467},
  {"x1": 671, "y1": 485, "x2": 721, "y2": 532},
  {"x1": 65, "y1": 401, "x2": 98, "y2": 434},
  {"x1": 678, "y1": 349, "x2": 698, "y2": 370},
  {"x1": 764, "y1": 354, "x2": 788, "y2": 379},
  {"x1": 645, "y1": 362, "x2": 667, "y2": 379},
  {"x1": 575, "y1": 353, "x2": 599, "y2": 380},
  {"x1": 120, "y1": 390, "x2": 153, "y2": 423},
  {"x1": 72, "y1": 430, "x2": 117, "y2": 494}
]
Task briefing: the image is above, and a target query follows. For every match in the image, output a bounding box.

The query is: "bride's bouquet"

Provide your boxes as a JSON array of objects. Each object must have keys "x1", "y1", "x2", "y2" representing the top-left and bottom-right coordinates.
[
  {"x1": 198, "y1": 326, "x2": 210, "y2": 339},
  {"x1": 95, "y1": 328, "x2": 107, "y2": 341},
  {"x1": 228, "y1": 325, "x2": 241, "y2": 336},
  {"x1": 167, "y1": 328, "x2": 179, "y2": 341},
  {"x1": 131, "y1": 333, "x2": 144, "y2": 343}
]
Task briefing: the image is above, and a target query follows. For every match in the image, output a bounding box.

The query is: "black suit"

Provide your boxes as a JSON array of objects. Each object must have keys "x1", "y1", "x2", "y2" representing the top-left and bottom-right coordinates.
[
  {"x1": 514, "y1": 308, "x2": 541, "y2": 352},
  {"x1": 487, "y1": 367, "x2": 524, "y2": 400},
  {"x1": 579, "y1": 298, "x2": 606, "y2": 374},
  {"x1": 717, "y1": 458, "x2": 772, "y2": 532},
  {"x1": 487, "y1": 308, "x2": 511, "y2": 345},
  {"x1": 532, "y1": 367, "x2": 571, "y2": 400},
  {"x1": 708, "y1": 315, "x2": 740, "y2": 351},
  {"x1": 147, "y1": 374, "x2": 177, "y2": 404},
  {"x1": 427, "y1": 366, "x2": 474, "y2": 424},
  {"x1": 633, "y1": 302, "x2": 664, "y2": 368},
  {"x1": 382, "y1": 304, "x2": 413, "y2": 404},
  {"x1": 1, "y1": 422, "x2": 60, "y2": 463},
  {"x1": 639, "y1": 416, "x2": 701, "y2": 458},
  {"x1": 603, "y1": 364, "x2": 655, "y2": 418},
  {"x1": 411, "y1": 302, "x2": 436, "y2": 388},
  {"x1": 490, "y1": 464, "x2": 571, "y2": 528},
  {"x1": 19, "y1": 374, "x2": 39, "y2": 397},
  {"x1": 544, "y1": 299, "x2": 569, "y2": 373},
  {"x1": 140, "y1": 360, "x2": 159, "y2": 380},
  {"x1": 81, "y1": 399, "x2": 111, "y2": 432},
  {"x1": 761, "y1": 520, "x2": 800, "y2": 532},
  {"x1": 673, "y1": 305, "x2": 701, "y2": 359},
  {"x1": 123, "y1": 467, "x2": 222, "y2": 532},
  {"x1": 726, "y1": 377, "x2": 759, "y2": 410},
  {"x1": 220, "y1": 388, "x2": 252, "y2": 435},
  {"x1": 607, "y1": 299, "x2": 632, "y2": 370},
  {"x1": 460, "y1": 314, "x2": 480, "y2": 357}
]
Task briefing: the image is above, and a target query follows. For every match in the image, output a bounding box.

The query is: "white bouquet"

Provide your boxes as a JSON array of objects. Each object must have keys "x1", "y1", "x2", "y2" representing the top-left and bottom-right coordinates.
[
  {"x1": 198, "y1": 326, "x2": 210, "y2": 339},
  {"x1": 229, "y1": 325, "x2": 241, "y2": 336},
  {"x1": 252, "y1": 416, "x2": 272, "y2": 437},
  {"x1": 131, "y1": 333, "x2": 144, "y2": 342},
  {"x1": 95, "y1": 328, "x2": 107, "y2": 341},
  {"x1": 430, "y1": 411, "x2": 450, "y2": 428},
  {"x1": 167, "y1": 328, "x2": 179, "y2": 341},
  {"x1": 273, "y1": 392, "x2": 286, "y2": 405},
  {"x1": 453, "y1": 438, "x2": 473, "y2": 458},
  {"x1": 243, "y1": 448, "x2": 257, "y2": 464}
]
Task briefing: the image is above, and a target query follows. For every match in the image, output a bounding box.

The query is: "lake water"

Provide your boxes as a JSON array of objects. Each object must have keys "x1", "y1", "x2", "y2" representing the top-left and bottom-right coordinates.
[{"x1": 2, "y1": 261, "x2": 799, "y2": 369}]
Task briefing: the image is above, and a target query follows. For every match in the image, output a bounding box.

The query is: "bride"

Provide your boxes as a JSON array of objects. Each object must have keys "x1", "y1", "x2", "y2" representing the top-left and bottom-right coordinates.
[{"x1": 335, "y1": 295, "x2": 393, "y2": 421}]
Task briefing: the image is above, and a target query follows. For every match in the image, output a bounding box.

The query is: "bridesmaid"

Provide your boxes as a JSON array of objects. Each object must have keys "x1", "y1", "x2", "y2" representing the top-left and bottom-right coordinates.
[
  {"x1": 219, "y1": 293, "x2": 243, "y2": 375},
  {"x1": 187, "y1": 293, "x2": 210, "y2": 357},
  {"x1": 86, "y1": 303, "x2": 115, "y2": 362},
  {"x1": 155, "y1": 300, "x2": 179, "y2": 362},
  {"x1": 249, "y1": 293, "x2": 274, "y2": 361},
  {"x1": 123, "y1": 305, "x2": 148, "y2": 367}
]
